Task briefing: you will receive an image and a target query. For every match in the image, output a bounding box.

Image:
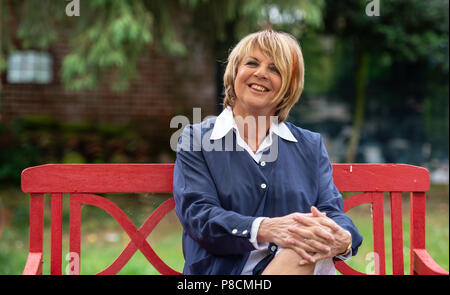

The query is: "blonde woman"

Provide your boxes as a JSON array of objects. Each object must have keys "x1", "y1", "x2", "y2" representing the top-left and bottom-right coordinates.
[{"x1": 173, "y1": 30, "x2": 362, "y2": 275}]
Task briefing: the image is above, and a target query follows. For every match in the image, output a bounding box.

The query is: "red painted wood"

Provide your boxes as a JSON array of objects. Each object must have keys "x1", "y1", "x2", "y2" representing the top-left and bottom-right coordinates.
[
  {"x1": 97, "y1": 197, "x2": 181, "y2": 275},
  {"x1": 332, "y1": 164, "x2": 429, "y2": 192},
  {"x1": 21, "y1": 164, "x2": 174, "y2": 193},
  {"x1": 51, "y1": 193, "x2": 63, "y2": 275},
  {"x1": 69, "y1": 195, "x2": 82, "y2": 275},
  {"x1": 372, "y1": 192, "x2": 386, "y2": 275},
  {"x1": 335, "y1": 192, "x2": 385, "y2": 275},
  {"x1": 413, "y1": 249, "x2": 449, "y2": 275},
  {"x1": 334, "y1": 260, "x2": 367, "y2": 275},
  {"x1": 390, "y1": 192, "x2": 404, "y2": 275},
  {"x1": 21, "y1": 164, "x2": 429, "y2": 193},
  {"x1": 70, "y1": 193, "x2": 180, "y2": 275},
  {"x1": 29, "y1": 194, "x2": 44, "y2": 253},
  {"x1": 410, "y1": 192, "x2": 426, "y2": 275},
  {"x1": 23, "y1": 194, "x2": 44, "y2": 275},
  {"x1": 23, "y1": 252, "x2": 43, "y2": 275},
  {"x1": 20, "y1": 163, "x2": 447, "y2": 275},
  {"x1": 342, "y1": 192, "x2": 372, "y2": 212}
]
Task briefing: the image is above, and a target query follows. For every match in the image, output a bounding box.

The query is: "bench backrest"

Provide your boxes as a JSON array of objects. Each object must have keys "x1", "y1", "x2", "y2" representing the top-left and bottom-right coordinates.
[{"x1": 20, "y1": 163, "x2": 442, "y2": 275}]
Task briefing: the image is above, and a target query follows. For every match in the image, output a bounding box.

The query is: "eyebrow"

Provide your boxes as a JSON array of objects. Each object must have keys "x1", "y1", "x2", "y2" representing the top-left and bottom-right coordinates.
[{"x1": 246, "y1": 56, "x2": 276, "y2": 66}]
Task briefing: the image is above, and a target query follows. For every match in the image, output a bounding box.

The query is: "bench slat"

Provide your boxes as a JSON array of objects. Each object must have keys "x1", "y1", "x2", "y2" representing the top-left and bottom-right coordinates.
[
  {"x1": 21, "y1": 164, "x2": 174, "y2": 193},
  {"x1": 390, "y1": 192, "x2": 404, "y2": 275},
  {"x1": 21, "y1": 164, "x2": 429, "y2": 194},
  {"x1": 51, "y1": 193, "x2": 63, "y2": 275}
]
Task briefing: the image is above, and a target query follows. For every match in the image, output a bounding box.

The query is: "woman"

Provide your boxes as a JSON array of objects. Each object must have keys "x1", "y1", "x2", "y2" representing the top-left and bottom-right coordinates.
[{"x1": 173, "y1": 29, "x2": 363, "y2": 275}]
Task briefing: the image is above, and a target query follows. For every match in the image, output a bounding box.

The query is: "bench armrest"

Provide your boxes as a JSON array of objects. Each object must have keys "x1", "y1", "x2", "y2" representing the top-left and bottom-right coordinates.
[
  {"x1": 413, "y1": 249, "x2": 449, "y2": 275},
  {"x1": 23, "y1": 252, "x2": 43, "y2": 275}
]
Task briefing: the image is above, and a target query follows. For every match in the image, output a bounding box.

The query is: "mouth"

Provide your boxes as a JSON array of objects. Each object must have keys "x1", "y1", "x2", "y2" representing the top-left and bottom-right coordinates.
[{"x1": 248, "y1": 83, "x2": 270, "y2": 93}]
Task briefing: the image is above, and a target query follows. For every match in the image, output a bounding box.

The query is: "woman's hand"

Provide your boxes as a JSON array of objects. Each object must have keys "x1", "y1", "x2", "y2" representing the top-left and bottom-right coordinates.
[
  {"x1": 257, "y1": 211, "x2": 335, "y2": 263},
  {"x1": 288, "y1": 206, "x2": 352, "y2": 265}
]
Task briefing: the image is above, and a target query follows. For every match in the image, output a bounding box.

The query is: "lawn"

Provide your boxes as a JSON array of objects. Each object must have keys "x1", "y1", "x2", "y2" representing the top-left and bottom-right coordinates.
[{"x1": 0, "y1": 185, "x2": 448, "y2": 275}]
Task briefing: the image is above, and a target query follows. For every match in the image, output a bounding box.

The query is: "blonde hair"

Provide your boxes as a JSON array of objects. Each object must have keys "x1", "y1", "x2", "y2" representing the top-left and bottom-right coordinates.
[{"x1": 223, "y1": 29, "x2": 305, "y2": 123}]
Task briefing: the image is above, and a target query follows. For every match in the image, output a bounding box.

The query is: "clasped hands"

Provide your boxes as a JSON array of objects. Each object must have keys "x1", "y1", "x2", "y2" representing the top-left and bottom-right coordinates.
[{"x1": 257, "y1": 206, "x2": 352, "y2": 265}]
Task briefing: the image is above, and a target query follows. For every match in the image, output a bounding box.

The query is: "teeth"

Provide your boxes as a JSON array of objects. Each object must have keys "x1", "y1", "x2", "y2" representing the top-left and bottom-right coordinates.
[{"x1": 250, "y1": 84, "x2": 267, "y2": 92}]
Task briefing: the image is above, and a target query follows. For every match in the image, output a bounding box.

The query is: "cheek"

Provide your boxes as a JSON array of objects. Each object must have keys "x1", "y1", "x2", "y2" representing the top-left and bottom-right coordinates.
[
  {"x1": 272, "y1": 75, "x2": 282, "y2": 93},
  {"x1": 234, "y1": 69, "x2": 250, "y2": 92}
]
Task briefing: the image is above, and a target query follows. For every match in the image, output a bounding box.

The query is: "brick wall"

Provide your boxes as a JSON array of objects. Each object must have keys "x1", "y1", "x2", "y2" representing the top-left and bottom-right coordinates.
[{"x1": 0, "y1": 40, "x2": 218, "y2": 126}]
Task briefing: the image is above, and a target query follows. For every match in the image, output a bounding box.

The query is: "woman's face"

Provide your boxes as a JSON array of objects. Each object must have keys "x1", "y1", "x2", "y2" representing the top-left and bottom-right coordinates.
[{"x1": 233, "y1": 46, "x2": 282, "y2": 118}]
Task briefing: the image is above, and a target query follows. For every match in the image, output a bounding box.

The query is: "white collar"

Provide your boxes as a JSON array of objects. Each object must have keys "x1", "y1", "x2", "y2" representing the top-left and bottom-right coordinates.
[{"x1": 210, "y1": 106, "x2": 297, "y2": 143}]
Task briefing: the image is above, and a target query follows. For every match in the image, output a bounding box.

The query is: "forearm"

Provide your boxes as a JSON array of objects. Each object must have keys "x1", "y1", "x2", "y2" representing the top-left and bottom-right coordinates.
[{"x1": 178, "y1": 201, "x2": 256, "y2": 255}]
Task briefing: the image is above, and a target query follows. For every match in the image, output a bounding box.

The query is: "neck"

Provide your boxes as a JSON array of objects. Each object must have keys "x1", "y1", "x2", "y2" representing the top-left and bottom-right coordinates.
[{"x1": 231, "y1": 106, "x2": 275, "y2": 152}]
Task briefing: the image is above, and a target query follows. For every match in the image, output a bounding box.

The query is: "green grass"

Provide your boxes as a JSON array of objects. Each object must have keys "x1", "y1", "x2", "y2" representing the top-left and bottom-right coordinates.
[{"x1": 0, "y1": 185, "x2": 448, "y2": 275}]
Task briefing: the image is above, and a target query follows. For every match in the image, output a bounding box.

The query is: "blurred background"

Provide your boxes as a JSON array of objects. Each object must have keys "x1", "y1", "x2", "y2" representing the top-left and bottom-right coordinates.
[{"x1": 0, "y1": 0, "x2": 448, "y2": 274}]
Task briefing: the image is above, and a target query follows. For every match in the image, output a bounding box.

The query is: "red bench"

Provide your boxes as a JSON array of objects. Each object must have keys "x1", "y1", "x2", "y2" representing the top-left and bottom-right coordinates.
[{"x1": 20, "y1": 163, "x2": 448, "y2": 275}]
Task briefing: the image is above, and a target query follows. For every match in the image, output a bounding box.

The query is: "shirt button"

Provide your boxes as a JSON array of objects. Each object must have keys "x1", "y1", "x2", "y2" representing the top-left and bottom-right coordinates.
[
  {"x1": 260, "y1": 183, "x2": 267, "y2": 189},
  {"x1": 260, "y1": 161, "x2": 266, "y2": 167},
  {"x1": 232, "y1": 229, "x2": 238, "y2": 234},
  {"x1": 242, "y1": 230, "x2": 248, "y2": 235}
]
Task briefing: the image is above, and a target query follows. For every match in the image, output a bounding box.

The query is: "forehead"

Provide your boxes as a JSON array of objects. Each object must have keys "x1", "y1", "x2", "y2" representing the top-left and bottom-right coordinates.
[{"x1": 241, "y1": 45, "x2": 274, "y2": 62}]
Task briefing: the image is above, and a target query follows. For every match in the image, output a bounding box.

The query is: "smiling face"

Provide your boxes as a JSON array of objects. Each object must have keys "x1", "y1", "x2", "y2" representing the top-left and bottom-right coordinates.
[{"x1": 233, "y1": 46, "x2": 282, "y2": 118}]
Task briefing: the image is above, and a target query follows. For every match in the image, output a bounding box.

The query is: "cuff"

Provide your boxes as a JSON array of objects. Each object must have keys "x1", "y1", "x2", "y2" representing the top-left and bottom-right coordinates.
[
  {"x1": 335, "y1": 248, "x2": 353, "y2": 261},
  {"x1": 249, "y1": 217, "x2": 269, "y2": 250}
]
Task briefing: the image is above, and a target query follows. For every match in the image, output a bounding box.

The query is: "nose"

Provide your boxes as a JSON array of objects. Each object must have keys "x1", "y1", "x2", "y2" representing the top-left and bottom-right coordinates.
[{"x1": 253, "y1": 65, "x2": 269, "y2": 79}]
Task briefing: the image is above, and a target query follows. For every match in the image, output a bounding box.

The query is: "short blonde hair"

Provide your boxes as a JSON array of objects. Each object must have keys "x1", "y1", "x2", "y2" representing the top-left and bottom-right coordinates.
[{"x1": 223, "y1": 29, "x2": 305, "y2": 122}]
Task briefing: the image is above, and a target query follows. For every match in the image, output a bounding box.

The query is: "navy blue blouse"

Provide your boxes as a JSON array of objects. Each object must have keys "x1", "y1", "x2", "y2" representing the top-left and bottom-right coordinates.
[{"x1": 173, "y1": 117, "x2": 363, "y2": 275}]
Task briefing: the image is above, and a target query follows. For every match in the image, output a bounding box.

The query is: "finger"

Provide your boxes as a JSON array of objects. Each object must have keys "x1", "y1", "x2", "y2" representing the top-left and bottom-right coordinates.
[
  {"x1": 316, "y1": 216, "x2": 340, "y2": 231},
  {"x1": 289, "y1": 226, "x2": 333, "y2": 254},
  {"x1": 311, "y1": 206, "x2": 325, "y2": 217},
  {"x1": 303, "y1": 237, "x2": 331, "y2": 254},
  {"x1": 288, "y1": 226, "x2": 315, "y2": 240},
  {"x1": 288, "y1": 225, "x2": 333, "y2": 247},
  {"x1": 284, "y1": 238, "x2": 317, "y2": 264},
  {"x1": 296, "y1": 247, "x2": 316, "y2": 264},
  {"x1": 293, "y1": 214, "x2": 316, "y2": 226},
  {"x1": 310, "y1": 252, "x2": 329, "y2": 263},
  {"x1": 286, "y1": 237, "x2": 319, "y2": 254},
  {"x1": 312, "y1": 226, "x2": 336, "y2": 243},
  {"x1": 287, "y1": 240, "x2": 315, "y2": 263}
]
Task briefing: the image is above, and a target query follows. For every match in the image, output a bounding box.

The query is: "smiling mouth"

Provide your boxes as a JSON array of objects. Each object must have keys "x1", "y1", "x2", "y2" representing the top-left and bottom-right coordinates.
[{"x1": 248, "y1": 84, "x2": 269, "y2": 92}]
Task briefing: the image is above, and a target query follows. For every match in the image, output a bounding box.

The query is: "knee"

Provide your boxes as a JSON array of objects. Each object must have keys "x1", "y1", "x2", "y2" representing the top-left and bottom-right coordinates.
[{"x1": 261, "y1": 249, "x2": 315, "y2": 275}]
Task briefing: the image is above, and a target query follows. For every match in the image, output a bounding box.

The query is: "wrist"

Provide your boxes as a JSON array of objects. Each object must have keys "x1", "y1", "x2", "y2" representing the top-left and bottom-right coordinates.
[
  {"x1": 257, "y1": 217, "x2": 275, "y2": 244},
  {"x1": 340, "y1": 231, "x2": 352, "y2": 256}
]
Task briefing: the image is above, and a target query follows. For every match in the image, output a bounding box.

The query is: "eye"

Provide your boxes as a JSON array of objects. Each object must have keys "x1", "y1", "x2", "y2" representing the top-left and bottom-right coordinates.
[
  {"x1": 246, "y1": 61, "x2": 258, "y2": 66},
  {"x1": 270, "y1": 66, "x2": 280, "y2": 75}
]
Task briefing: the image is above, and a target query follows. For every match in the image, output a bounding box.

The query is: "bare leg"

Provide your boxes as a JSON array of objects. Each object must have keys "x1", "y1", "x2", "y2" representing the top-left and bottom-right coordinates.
[{"x1": 261, "y1": 248, "x2": 315, "y2": 275}]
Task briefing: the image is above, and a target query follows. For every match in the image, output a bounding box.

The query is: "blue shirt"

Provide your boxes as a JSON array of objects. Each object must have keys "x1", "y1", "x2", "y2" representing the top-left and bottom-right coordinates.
[{"x1": 173, "y1": 112, "x2": 363, "y2": 275}]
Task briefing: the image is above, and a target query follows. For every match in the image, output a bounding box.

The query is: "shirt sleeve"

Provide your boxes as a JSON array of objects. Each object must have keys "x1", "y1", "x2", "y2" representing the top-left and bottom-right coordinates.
[
  {"x1": 249, "y1": 217, "x2": 269, "y2": 250},
  {"x1": 315, "y1": 135, "x2": 363, "y2": 257},
  {"x1": 173, "y1": 124, "x2": 256, "y2": 256}
]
